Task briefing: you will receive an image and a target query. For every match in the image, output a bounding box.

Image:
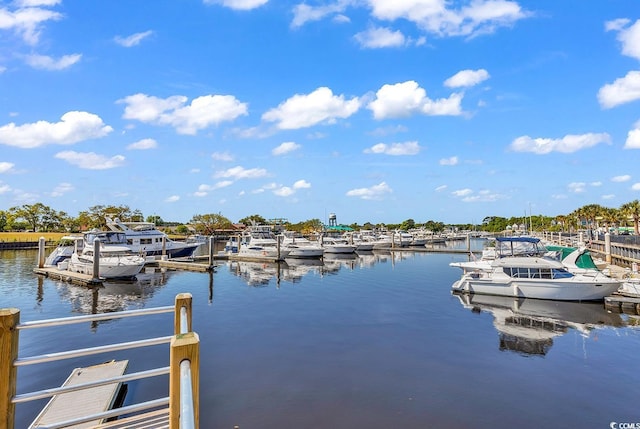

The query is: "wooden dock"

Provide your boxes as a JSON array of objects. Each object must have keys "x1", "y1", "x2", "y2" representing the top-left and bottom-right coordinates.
[
  {"x1": 604, "y1": 294, "x2": 640, "y2": 315},
  {"x1": 29, "y1": 360, "x2": 128, "y2": 429},
  {"x1": 33, "y1": 266, "x2": 102, "y2": 286}
]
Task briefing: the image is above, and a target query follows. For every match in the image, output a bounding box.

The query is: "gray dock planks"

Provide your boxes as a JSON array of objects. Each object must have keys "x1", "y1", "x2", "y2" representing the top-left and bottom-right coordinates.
[{"x1": 29, "y1": 360, "x2": 128, "y2": 429}]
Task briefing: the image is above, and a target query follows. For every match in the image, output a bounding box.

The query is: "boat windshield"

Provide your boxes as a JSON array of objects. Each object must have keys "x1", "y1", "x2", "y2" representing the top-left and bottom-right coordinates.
[
  {"x1": 85, "y1": 231, "x2": 128, "y2": 245},
  {"x1": 503, "y1": 267, "x2": 574, "y2": 279},
  {"x1": 496, "y1": 237, "x2": 548, "y2": 258}
]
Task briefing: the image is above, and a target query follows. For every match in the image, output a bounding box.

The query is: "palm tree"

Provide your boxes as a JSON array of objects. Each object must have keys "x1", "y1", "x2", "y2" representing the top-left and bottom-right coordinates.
[{"x1": 620, "y1": 200, "x2": 640, "y2": 235}]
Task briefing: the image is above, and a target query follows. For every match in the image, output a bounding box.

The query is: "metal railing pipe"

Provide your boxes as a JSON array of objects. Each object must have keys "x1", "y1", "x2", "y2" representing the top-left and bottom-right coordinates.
[
  {"x1": 16, "y1": 306, "x2": 174, "y2": 330},
  {"x1": 14, "y1": 336, "x2": 172, "y2": 367},
  {"x1": 180, "y1": 359, "x2": 196, "y2": 429}
]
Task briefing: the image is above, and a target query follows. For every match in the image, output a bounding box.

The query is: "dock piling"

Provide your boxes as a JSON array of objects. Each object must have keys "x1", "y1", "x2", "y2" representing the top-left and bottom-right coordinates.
[{"x1": 1, "y1": 308, "x2": 19, "y2": 429}]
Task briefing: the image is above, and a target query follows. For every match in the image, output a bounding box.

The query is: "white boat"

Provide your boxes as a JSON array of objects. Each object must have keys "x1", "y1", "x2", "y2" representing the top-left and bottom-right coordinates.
[
  {"x1": 66, "y1": 240, "x2": 146, "y2": 279},
  {"x1": 393, "y1": 230, "x2": 413, "y2": 247},
  {"x1": 450, "y1": 236, "x2": 620, "y2": 301},
  {"x1": 451, "y1": 255, "x2": 621, "y2": 301},
  {"x1": 233, "y1": 225, "x2": 290, "y2": 260},
  {"x1": 280, "y1": 231, "x2": 324, "y2": 258},
  {"x1": 342, "y1": 232, "x2": 374, "y2": 251},
  {"x1": 321, "y1": 237, "x2": 357, "y2": 254},
  {"x1": 44, "y1": 235, "x2": 83, "y2": 267},
  {"x1": 105, "y1": 217, "x2": 201, "y2": 258}
]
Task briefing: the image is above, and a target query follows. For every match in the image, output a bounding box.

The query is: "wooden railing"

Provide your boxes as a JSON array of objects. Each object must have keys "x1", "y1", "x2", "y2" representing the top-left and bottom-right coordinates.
[{"x1": 0, "y1": 293, "x2": 199, "y2": 429}]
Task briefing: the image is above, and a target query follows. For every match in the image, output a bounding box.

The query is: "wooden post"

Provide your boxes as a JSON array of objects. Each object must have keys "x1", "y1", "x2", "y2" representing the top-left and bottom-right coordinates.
[
  {"x1": 174, "y1": 293, "x2": 193, "y2": 335},
  {"x1": 1, "y1": 308, "x2": 20, "y2": 429},
  {"x1": 169, "y1": 332, "x2": 200, "y2": 429},
  {"x1": 162, "y1": 236, "x2": 167, "y2": 258},
  {"x1": 208, "y1": 237, "x2": 215, "y2": 266},
  {"x1": 277, "y1": 235, "x2": 281, "y2": 260},
  {"x1": 92, "y1": 238, "x2": 101, "y2": 281},
  {"x1": 38, "y1": 237, "x2": 46, "y2": 268},
  {"x1": 605, "y1": 232, "x2": 612, "y2": 264}
]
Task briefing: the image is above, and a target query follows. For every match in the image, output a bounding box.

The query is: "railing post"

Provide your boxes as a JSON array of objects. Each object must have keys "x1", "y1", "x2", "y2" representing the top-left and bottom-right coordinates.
[
  {"x1": 174, "y1": 293, "x2": 192, "y2": 335},
  {"x1": 208, "y1": 237, "x2": 215, "y2": 266},
  {"x1": 1, "y1": 308, "x2": 20, "y2": 429},
  {"x1": 169, "y1": 332, "x2": 200, "y2": 429},
  {"x1": 605, "y1": 232, "x2": 612, "y2": 264}
]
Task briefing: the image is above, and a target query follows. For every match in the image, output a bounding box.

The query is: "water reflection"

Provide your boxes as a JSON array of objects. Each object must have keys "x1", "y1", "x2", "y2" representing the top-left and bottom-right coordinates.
[
  {"x1": 50, "y1": 267, "x2": 172, "y2": 330},
  {"x1": 453, "y1": 292, "x2": 625, "y2": 356},
  {"x1": 224, "y1": 250, "x2": 398, "y2": 286}
]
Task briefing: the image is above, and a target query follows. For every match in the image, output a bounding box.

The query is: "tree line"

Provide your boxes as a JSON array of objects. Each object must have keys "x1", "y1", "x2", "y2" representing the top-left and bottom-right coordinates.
[{"x1": 2, "y1": 200, "x2": 640, "y2": 235}]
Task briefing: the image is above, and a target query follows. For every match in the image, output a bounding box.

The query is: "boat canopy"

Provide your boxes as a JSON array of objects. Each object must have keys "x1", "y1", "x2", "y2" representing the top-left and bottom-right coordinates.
[{"x1": 496, "y1": 237, "x2": 540, "y2": 243}]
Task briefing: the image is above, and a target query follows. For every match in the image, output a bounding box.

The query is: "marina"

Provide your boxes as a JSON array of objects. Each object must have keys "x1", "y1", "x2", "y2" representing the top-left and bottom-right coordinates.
[{"x1": 2, "y1": 239, "x2": 640, "y2": 428}]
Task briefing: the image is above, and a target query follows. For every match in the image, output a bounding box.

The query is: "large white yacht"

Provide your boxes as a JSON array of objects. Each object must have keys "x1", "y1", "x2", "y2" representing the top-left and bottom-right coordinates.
[
  {"x1": 105, "y1": 217, "x2": 201, "y2": 258},
  {"x1": 450, "y1": 237, "x2": 621, "y2": 301}
]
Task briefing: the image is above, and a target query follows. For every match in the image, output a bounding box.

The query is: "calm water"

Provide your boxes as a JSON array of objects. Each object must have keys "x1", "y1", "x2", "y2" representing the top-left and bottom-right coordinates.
[{"x1": 2, "y1": 243, "x2": 640, "y2": 429}]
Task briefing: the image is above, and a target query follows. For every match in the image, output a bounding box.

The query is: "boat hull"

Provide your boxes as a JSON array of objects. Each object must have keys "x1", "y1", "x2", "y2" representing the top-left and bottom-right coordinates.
[{"x1": 452, "y1": 275, "x2": 621, "y2": 301}]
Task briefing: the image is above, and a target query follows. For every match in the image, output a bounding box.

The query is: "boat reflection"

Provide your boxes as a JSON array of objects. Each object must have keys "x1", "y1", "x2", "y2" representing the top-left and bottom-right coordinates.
[
  {"x1": 225, "y1": 250, "x2": 398, "y2": 286},
  {"x1": 453, "y1": 292, "x2": 625, "y2": 356},
  {"x1": 52, "y1": 267, "x2": 172, "y2": 329}
]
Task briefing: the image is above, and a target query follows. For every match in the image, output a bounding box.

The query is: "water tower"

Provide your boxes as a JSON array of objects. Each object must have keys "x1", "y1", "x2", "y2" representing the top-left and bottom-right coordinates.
[{"x1": 328, "y1": 213, "x2": 337, "y2": 227}]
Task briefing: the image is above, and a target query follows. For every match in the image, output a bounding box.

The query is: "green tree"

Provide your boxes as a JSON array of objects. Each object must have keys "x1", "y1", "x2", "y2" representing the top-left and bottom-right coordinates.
[
  {"x1": 190, "y1": 213, "x2": 233, "y2": 235},
  {"x1": 238, "y1": 214, "x2": 267, "y2": 225},
  {"x1": 400, "y1": 218, "x2": 416, "y2": 231},
  {"x1": 9, "y1": 203, "x2": 49, "y2": 231},
  {"x1": 78, "y1": 205, "x2": 140, "y2": 229},
  {"x1": 620, "y1": 200, "x2": 640, "y2": 235}
]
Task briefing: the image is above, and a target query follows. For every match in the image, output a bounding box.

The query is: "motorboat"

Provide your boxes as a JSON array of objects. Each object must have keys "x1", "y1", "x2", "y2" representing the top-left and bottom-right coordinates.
[
  {"x1": 342, "y1": 232, "x2": 374, "y2": 251},
  {"x1": 44, "y1": 235, "x2": 83, "y2": 267},
  {"x1": 450, "y1": 254, "x2": 621, "y2": 301},
  {"x1": 105, "y1": 217, "x2": 201, "y2": 258},
  {"x1": 450, "y1": 237, "x2": 621, "y2": 301},
  {"x1": 232, "y1": 225, "x2": 290, "y2": 260},
  {"x1": 280, "y1": 231, "x2": 324, "y2": 258},
  {"x1": 320, "y1": 237, "x2": 357, "y2": 254},
  {"x1": 393, "y1": 230, "x2": 413, "y2": 247},
  {"x1": 66, "y1": 241, "x2": 146, "y2": 280}
]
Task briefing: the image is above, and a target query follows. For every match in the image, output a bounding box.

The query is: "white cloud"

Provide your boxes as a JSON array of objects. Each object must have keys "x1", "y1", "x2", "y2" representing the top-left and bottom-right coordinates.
[
  {"x1": 625, "y1": 128, "x2": 640, "y2": 149},
  {"x1": 354, "y1": 26, "x2": 407, "y2": 48},
  {"x1": 203, "y1": 0, "x2": 268, "y2": 10},
  {"x1": 293, "y1": 179, "x2": 311, "y2": 189},
  {"x1": 591, "y1": 181, "x2": 602, "y2": 187},
  {"x1": 461, "y1": 189, "x2": 504, "y2": 202},
  {"x1": 119, "y1": 93, "x2": 248, "y2": 135},
  {"x1": 212, "y1": 151, "x2": 234, "y2": 161},
  {"x1": 606, "y1": 18, "x2": 640, "y2": 60},
  {"x1": 444, "y1": 69, "x2": 490, "y2": 88},
  {"x1": 114, "y1": 30, "x2": 153, "y2": 47},
  {"x1": 54, "y1": 151, "x2": 125, "y2": 170},
  {"x1": 346, "y1": 181, "x2": 392, "y2": 200},
  {"x1": 50, "y1": 182, "x2": 73, "y2": 197},
  {"x1": 510, "y1": 133, "x2": 611, "y2": 154},
  {"x1": 291, "y1": 1, "x2": 349, "y2": 28},
  {"x1": 0, "y1": 111, "x2": 113, "y2": 148},
  {"x1": 612, "y1": 175, "x2": 631, "y2": 182},
  {"x1": 262, "y1": 87, "x2": 360, "y2": 130},
  {"x1": 598, "y1": 71, "x2": 640, "y2": 109},
  {"x1": 274, "y1": 186, "x2": 295, "y2": 197},
  {"x1": 165, "y1": 195, "x2": 180, "y2": 202},
  {"x1": 24, "y1": 53, "x2": 81, "y2": 70},
  {"x1": 364, "y1": 141, "x2": 421, "y2": 155},
  {"x1": 368, "y1": 0, "x2": 529, "y2": 38},
  {"x1": 602, "y1": 194, "x2": 615, "y2": 200},
  {"x1": 568, "y1": 182, "x2": 586, "y2": 193},
  {"x1": 367, "y1": 80, "x2": 463, "y2": 119},
  {"x1": 439, "y1": 156, "x2": 458, "y2": 166},
  {"x1": 272, "y1": 141, "x2": 301, "y2": 155},
  {"x1": 435, "y1": 185, "x2": 447, "y2": 192},
  {"x1": 0, "y1": 3, "x2": 62, "y2": 45},
  {"x1": 452, "y1": 188, "x2": 473, "y2": 197},
  {"x1": 127, "y1": 138, "x2": 157, "y2": 150},
  {"x1": 632, "y1": 183, "x2": 640, "y2": 191},
  {"x1": 214, "y1": 166, "x2": 268, "y2": 179},
  {"x1": 0, "y1": 162, "x2": 15, "y2": 173},
  {"x1": 0, "y1": 182, "x2": 10, "y2": 194}
]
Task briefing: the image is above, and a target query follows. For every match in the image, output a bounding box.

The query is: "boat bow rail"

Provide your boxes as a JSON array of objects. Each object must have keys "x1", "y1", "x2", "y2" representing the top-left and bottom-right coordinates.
[{"x1": 1, "y1": 293, "x2": 199, "y2": 429}]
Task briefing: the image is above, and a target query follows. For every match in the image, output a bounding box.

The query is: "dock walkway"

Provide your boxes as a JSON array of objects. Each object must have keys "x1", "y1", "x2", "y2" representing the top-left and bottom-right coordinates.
[{"x1": 29, "y1": 360, "x2": 128, "y2": 429}]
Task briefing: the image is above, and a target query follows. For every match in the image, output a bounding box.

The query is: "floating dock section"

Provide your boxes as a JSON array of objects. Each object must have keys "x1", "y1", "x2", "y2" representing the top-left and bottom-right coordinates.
[{"x1": 29, "y1": 360, "x2": 128, "y2": 429}]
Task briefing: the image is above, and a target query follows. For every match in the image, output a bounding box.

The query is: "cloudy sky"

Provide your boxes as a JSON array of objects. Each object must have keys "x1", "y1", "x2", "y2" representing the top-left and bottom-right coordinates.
[{"x1": 0, "y1": 0, "x2": 639, "y2": 225}]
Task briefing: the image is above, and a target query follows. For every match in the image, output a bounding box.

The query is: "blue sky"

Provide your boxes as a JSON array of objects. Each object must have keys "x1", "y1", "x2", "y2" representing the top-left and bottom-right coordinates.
[{"x1": 0, "y1": 0, "x2": 639, "y2": 225}]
